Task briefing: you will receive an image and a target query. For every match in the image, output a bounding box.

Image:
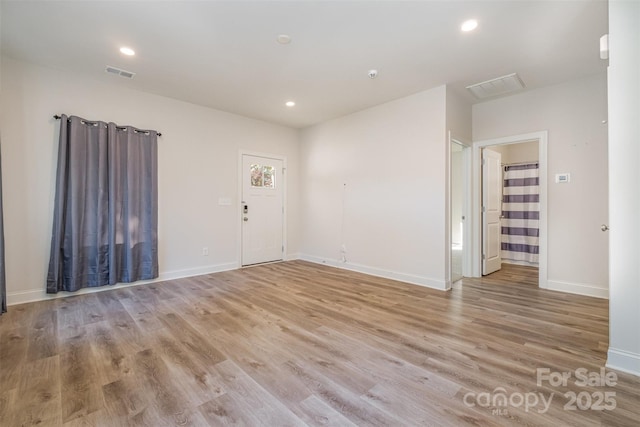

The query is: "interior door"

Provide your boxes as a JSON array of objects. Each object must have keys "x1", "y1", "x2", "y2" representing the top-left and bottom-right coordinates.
[
  {"x1": 241, "y1": 154, "x2": 284, "y2": 266},
  {"x1": 482, "y1": 148, "x2": 502, "y2": 275}
]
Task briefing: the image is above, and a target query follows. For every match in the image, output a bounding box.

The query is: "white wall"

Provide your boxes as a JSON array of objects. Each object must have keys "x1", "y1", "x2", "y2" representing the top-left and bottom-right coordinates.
[
  {"x1": 299, "y1": 85, "x2": 449, "y2": 289},
  {"x1": 0, "y1": 54, "x2": 619, "y2": 310},
  {"x1": 446, "y1": 89, "x2": 472, "y2": 144},
  {"x1": 607, "y1": 0, "x2": 640, "y2": 376},
  {"x1": 473, "y1": 74, "x2": 609, "y2": 297},
  {"x1": 500, "y1": 141, "x2": 539, "y2": 165},
  {"x1": 450, "y1": 145, "x2": 464, "y2": 246},
  {"x1": 0, "y1": 57, "x2": 300, "y2": 304}
]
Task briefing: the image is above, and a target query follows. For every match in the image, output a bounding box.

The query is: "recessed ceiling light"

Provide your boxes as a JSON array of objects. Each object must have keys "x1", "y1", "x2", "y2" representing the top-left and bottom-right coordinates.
[
  {"x1": 277, "y1": 34, "x2": 292, "y2": 45},
  {"x1": 461, "y1": 19, "x2": 478, "y2": 32},
  {"x1": 285, "y1": 101, "x2": 295, "y2": 107},
  {"x1": 119, "y1": 47, "x2": 135, "y2": 56}
]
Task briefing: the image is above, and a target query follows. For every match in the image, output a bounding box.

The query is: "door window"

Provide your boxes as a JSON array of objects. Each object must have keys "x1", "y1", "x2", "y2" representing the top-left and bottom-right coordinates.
[{"x1": 250, "y1": 164, "x2": 276, "y2": 189}]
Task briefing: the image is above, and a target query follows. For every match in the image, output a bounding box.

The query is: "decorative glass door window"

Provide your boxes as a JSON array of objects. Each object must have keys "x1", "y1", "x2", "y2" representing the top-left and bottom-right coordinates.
[{"x1": 250, "y1": 164, "x2": 276, "y2": 188}]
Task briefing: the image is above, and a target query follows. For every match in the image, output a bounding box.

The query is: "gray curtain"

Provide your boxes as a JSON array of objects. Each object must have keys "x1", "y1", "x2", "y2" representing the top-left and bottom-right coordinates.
[
  {"x1": 0, "y1": 141, "x2": 6, "y2": 313},
  {"x1": 47, "y1": 115, "x2": 158, "y2": 293}
]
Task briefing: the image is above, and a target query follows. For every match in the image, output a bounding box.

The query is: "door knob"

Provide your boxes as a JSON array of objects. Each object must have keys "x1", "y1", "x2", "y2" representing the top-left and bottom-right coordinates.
[
  {"x1": 601, "y1": 224, "x2": 609, "y2": 232},
  {"x1": 243, "y1": 217, "x2": 249, "y2": 222}
]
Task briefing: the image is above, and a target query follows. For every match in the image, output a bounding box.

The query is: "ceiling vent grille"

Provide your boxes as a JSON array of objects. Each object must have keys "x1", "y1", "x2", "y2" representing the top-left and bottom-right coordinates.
[
  {"x1": 466, "y1": 73, "x2": 525, "y2": 99},
  {"x1": 105, "y1": 65, "x2": 136, "y2": 79}
]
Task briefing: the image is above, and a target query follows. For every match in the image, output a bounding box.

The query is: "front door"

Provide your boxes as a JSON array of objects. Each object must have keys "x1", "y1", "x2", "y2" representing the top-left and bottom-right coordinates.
[
  {"x1": 482, "y1": 148, "x2": 502, "y2": 275},
  {"x1": 241, "y1": 154, "x2": 284, "y2": 266}
]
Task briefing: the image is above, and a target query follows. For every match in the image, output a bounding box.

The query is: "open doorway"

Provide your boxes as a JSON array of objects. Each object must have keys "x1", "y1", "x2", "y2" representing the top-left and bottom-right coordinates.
[
  {"x1": 472, "y1": 131, "x2": 548, "y2": 289},
  {"x1": 487, "y1": 141, "x2": 541, "y2": 269},
  {"x1": 450, "y1": 140, "x2": 468, "y2": 283},
  {"x1": 448, "y1": 134, "x2": 471, "y2": 287}
]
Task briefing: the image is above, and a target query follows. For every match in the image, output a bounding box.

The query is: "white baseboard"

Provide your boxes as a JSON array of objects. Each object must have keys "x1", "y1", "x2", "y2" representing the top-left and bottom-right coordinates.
[
  {"x1": 545, "y1": 279, "x2": 609, "y2": 299},
  {"x1": 160, "y1": 262, "x2": 239, "y2": 281},
  {"x1": 606, "y1": 347, "x2": 640, "y2": 377},
  {"x1": 299, "y1": 254, "x2": 449, "y2": 291},
  {"x1": 502, "y1": 259, "x2": 539, "y2": 267},
  {"x1": 285, "y1": 252, "x2": 300, "y2": 261},
  {"x1": 6, "y1": 261, "x2": 239, "y2": 306}
]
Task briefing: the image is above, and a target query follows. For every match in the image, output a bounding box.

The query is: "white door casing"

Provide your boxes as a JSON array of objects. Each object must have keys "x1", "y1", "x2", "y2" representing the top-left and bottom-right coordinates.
[
  {"x1": 241, "y1": 154, "x2": 284, "y2": 266},
  {"x1": 482, "y1": 148, "x2": 502, "y2": 275},
  {"x1": 472, "y1": 131, "x2": 547, "y2": 288}
]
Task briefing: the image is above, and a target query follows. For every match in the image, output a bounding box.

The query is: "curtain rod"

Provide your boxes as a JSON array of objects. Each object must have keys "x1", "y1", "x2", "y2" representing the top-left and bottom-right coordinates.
[
  {"x1": 503, "y1": 161, "x2": 539, "y2": 166},
  {"x1": 53, "y1": 115, "x2": 162, "y2": 137}
]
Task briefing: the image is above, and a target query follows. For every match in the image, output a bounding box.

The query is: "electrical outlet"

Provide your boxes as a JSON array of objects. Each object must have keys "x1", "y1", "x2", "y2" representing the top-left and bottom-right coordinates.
[
  {"x1": 340, "y1": 244, "x2": 347, "y2": 263},
  {"x1": 202, "y1": 247, "x2": 209, "y2": 256}
]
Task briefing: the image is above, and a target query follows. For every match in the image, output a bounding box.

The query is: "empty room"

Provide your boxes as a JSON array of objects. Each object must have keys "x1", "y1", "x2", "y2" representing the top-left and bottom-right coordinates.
[{"x1": 1, "y1": 1, "x2": 639, "y2": 426}]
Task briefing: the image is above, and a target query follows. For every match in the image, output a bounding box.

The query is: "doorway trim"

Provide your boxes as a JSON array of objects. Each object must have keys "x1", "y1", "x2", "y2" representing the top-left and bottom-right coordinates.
[
  {"x1": 471, "y1": 131, "x2": 548, "y2": 289},
  {"x1": 237, "y1": 150, "x2": 288, "y2": 267}
]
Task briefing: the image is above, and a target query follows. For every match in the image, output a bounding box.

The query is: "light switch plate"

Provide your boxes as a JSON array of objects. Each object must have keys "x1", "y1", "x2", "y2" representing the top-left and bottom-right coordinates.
[
  {"x1": 218, "y1": 197, "x2": 232, "y2": 206},
  {"x1": 555, "y1": 173, "x2": 570, "y2": 184}
]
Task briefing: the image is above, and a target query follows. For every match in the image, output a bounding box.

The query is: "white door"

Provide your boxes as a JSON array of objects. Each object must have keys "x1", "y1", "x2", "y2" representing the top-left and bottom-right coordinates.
[
  {"x1": 241, "y1": 154, "x2": 284, "y2": 266},
  {"x1": 482, "y1": 148, "x2": 502, "y2": 275}
]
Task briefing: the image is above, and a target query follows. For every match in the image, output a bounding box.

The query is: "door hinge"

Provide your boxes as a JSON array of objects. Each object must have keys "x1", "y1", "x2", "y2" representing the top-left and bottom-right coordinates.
[
  {"x1": 482, "y1": 158, "x2": 486, "y2": 165},
  {"x1": 482, "y1": 206, "x2": 486, "y2": 213},
  {"x1": 482, "y1": 254, "x2": 486, "y2": 260},
  {"x1": 282, "y1": 245, "x2": 284, "y2": 253}
]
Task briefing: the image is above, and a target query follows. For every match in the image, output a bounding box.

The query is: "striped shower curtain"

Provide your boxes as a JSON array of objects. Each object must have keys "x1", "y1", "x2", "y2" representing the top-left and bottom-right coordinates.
[{"x1": 501, "y1": 163, "x2": 539, "y2": 265}]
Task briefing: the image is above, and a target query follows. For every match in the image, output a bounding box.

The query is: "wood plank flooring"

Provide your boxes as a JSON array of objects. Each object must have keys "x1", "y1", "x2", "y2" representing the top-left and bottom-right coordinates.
[{"x1": 1, "y1": 261, "x2": 639, "y2": 426}]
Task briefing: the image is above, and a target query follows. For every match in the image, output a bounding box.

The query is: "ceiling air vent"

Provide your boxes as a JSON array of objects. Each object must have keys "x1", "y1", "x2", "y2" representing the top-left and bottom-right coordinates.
[
  {"x1": 105, "y1": 65, "x2": 136, "y2": 79},
  {"x1": 466, "y1": 73, "x2": 525, "y2": 100}
]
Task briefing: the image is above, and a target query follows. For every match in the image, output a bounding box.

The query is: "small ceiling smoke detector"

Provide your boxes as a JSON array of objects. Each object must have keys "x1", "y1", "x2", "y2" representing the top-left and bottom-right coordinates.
[
  {"x1": 466, "y1": 73, "x2": 525, "y2": 99},
  {"x1": 105, "y1": 65, "x2": 136, "y2": 79},
  {"x1": 368, "y1": 69, "x2": 378, "y2": 79},
  {"x1": 119, "y1": 47, "x2": 135, "y2": 56},
  {"x1": 461, "y1": 19, "x2": 478, "y2": 32},
  {"x1": 277, "y1": 34, "x2": 292, "y2": 44}
]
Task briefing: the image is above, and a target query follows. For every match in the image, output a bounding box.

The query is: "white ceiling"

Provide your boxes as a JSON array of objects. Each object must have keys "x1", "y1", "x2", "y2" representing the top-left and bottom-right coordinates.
[{"x1": 1, "y1": 0, "x2": 608, "y2": 129}]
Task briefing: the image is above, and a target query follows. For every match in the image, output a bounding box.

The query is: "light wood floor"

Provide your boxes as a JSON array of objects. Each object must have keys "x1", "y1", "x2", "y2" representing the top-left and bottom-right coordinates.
[{"x1": 1, "y1": 261, "x2": 639, "y2": 426}]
